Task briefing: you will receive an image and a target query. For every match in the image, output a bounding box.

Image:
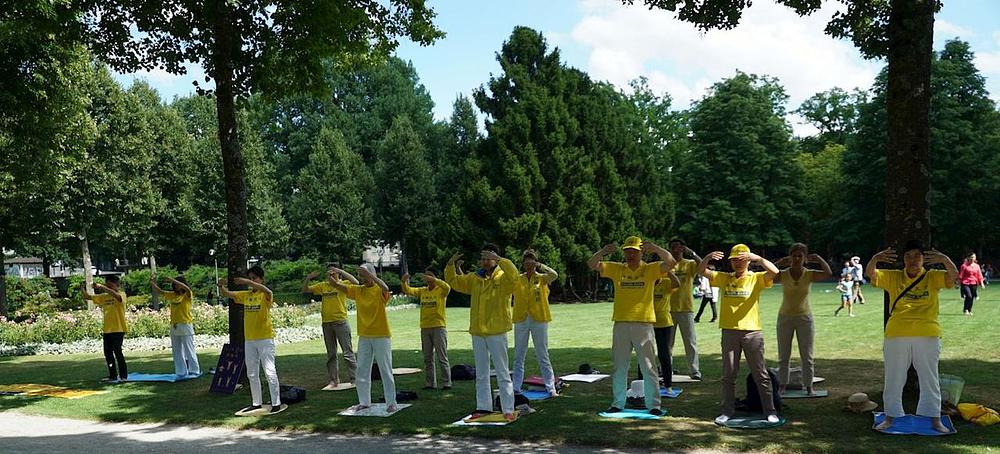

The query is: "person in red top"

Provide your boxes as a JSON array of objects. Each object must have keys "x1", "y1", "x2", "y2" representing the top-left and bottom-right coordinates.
[{"x1": 958, "y1": 253, "x2": 986, "y2": 316}]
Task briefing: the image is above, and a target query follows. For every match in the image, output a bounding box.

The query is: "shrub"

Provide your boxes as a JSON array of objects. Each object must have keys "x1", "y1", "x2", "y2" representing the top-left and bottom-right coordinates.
[
  {"x1": 121, "y1": 267, "x2": 180, "y2": 295},
  {"x1": 3, "y1": 276, "x2": 57, "y2": 313}
]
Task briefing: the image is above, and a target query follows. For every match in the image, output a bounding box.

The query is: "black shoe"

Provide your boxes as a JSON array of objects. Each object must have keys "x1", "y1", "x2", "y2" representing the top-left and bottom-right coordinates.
[
  {"x1": 604, "y1": 406, "x2": 622, "y2": 413},
  {"x1": 694, "y1": 318, "x2": 701, "y2": 323},
  {"x1": 442, "y1": 386, "x2": 452, "y2": 391},
  {"x1": 269, "y1": 404, "x2": 284, "y2": 414},
  {"x1": 709, "y1": 318, "x2": 716, "y2": 323},
  {"x1": 239, "y1": 405, "x2": 262, "y2": 413},
  {"x1": 691, "y1": 373, "x2": 703, "y2": 381},
  {"x1": 649, "y1": 408, "x2": 665, "y2": 416}
]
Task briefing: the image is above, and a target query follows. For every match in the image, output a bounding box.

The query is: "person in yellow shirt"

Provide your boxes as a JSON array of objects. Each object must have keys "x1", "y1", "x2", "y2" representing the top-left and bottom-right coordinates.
[
  {"x1": 82, "y1": 275, "x2": 128, "y2": 383},
  {"x1": 329, "y1": 263, "x2": 396, "y2": 412},
  {"x1": 150, "y1": 275, "x2": 201, "y2": 377},
  {"x1": 771, "y1": 243, "x2": 831, "y2": 396},
  {"x1": 697, "y1": 244, "x2": 779, "y2": 426},
  {"x1": 219, "y1": 266, "x2": 285, "y2": 415},
  {"x1": 637, "y1": 271, "x2": 681, "y2": 391},
  {"x1": 867, "y1": 240, "x2": 958, "y2": 433},
  {"x1": 512, "y1": 249, "x2": 559, "y2": 397},
  {"x1": 445, "y1": 243, "x2": 519, "y2": 422},
  {"x1": 401, "y1": 266, "x2": 452, "y2": 390},
  {"x1": 666, "y1": 238, "x2": 704, "y2": 380},
  {"x1": 302, "y1": 264, "x2": 360, "y2": 390},
  {"x1": 587, "y1": 236, "x2": 676, "y2": 416}
]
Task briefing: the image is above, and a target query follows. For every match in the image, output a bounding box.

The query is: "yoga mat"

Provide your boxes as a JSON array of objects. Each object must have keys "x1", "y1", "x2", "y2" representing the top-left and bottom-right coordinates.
[
  {"x1": 452, "y1": 413, "x2": 515, "y2": 426},
  {"x1": 126, "y1": 372, "x2": 203, "y2": 383},
  {"x1": 338, "y1": 403, "x2": 412, "y2": 417},
  {"x1": 323, "y1": 383, "x2": 356, "y2": 391},
  {"x1": 234, "y1": 404, "x2": 288, "y2": 417},
  {"x1": 392, "y1": 368, "x2": 421, "y2": 375},
  {"x1": 598, "y1": 408, "x2": 665, "y2": 420},
  {"x1": 872, "y1": 413, "x2": 956, "y2": 436},
  {"x1": 671, "y1": 374, "x2": 702, "y2": 383},
  {"x1": 0, "y1": 384, "x2": 105, "y2": 399},
  {"x1": 660, "y1": 387, "x2": 683, "y2": 398},
  {"x1": 722, "y1": 415, "x2": 787, "y2": 429},
  {"x1": 522, "y1": 390, "x2": 554, "y2": 401},
  {"x1": 560, "y1": 373, "x2": 609, "y2": 383},
  {"x1": 781, "y1": 389, "x2": 828, "y2": 399}
]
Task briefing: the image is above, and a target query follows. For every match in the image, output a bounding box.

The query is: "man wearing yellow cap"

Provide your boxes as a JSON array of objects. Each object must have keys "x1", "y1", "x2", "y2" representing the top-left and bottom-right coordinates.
[
  {"x1": 697, "y1": 244, "x2": 780, "y2": 425},
  {"x1": 588, "y1": 236, "x2": 677, "y2": 416}
]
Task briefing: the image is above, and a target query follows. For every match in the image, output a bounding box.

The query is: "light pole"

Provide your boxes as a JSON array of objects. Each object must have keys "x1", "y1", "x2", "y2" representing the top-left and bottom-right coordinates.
[{"x1": 209, "y1": 249, "x2": 219, "y2": 305}]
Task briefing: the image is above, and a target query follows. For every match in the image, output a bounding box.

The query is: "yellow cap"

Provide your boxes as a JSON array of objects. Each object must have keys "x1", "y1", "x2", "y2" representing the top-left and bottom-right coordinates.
[
  {"x1": 623, "y1": 236, "x2": 643, "y2": 251},
  {"x1": 729, "y1": 243, "x2": 750, "y2": 259}
]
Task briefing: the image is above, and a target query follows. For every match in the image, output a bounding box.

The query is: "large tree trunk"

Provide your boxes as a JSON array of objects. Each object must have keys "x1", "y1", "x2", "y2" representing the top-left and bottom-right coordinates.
[
  {"x1": 884, "y1": 0, "x2": 935, "y2": 394},
  {"x1": 81, "y1": 234, "x2": 95, "y2": 310},
  {"x1": 213, "y1": 0, "x2": 247, "y2": 346},
  {"x1": 0, "y1": 251, "x2": 7, "y2": 318}
]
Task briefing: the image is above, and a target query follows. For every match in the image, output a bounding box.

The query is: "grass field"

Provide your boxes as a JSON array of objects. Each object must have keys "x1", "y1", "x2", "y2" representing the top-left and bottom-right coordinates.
[{"x1": 2, "y1": 284, "x2": 998, "y2": 453}]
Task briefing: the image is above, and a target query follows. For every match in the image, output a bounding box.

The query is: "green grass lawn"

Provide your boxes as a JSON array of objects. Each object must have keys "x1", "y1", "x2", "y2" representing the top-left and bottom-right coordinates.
[{"x1": 2, "y1": 284, "x2": 998, "y2": 453}]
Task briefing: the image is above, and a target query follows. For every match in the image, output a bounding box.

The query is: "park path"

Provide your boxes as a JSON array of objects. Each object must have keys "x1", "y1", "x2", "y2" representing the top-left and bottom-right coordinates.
[{"x1": 0, "y1": 411, "x2": 723, "y2": 454}]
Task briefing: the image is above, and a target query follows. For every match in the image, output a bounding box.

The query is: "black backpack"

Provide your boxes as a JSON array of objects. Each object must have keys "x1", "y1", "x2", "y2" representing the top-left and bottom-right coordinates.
[
  {"x1": 737, "y1": 369, "x2": 782, "y2": 413},
  {"x1": 376, "y1": 391, "x2": 418, "y2": 403},
  {"x1": 279, "y1": 385, "x2": 306, "y2": 404},
  {"x1": 451, "y1": 364, "x2": 476, "y2": 381},
  {"x1": 493, "y1": 393, "x2": 530, "y2": 411}
]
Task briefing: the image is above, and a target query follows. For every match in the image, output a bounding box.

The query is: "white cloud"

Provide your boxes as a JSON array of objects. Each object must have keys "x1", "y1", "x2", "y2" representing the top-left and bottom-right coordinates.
[
  {"x1": 115, "y1": 62, "x2": 208, "y2": 101},
  {"x1": 935, "y1": 20, "x2": 975, "y2": 40},
  {"x1": 570, "y1": 0, "x2": 880, "y2": 136}
]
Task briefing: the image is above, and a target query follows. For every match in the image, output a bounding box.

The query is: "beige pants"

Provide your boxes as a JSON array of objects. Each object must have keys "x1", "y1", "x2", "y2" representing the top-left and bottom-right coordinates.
[
  {"x1": 421, "y1": 327, "x2": 451, "y2": 387},
  {"x1": 322, "y1": 320, "x2": 356, "y2": 383},
  {"x1": 669, "y1": 311, "x2": 700, "y2": 376},
  {"x1": 721, "y1": 329, "x2": 774, "y2": 416},
  {"x1": 611, "y1": 322, "x2": 660, "y2": 410},
  {"x1": 776, "y1": 314, "x2": 814, "y2": 389}
]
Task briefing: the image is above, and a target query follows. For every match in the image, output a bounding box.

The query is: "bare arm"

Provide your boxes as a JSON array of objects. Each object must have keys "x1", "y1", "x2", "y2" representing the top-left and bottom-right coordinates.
[
  {"x1": 697, "y1": 251, "x2": 724, "y2": 278},
  {"x1": 334, "y1": 267, "x2": 360, "y2": 285},
  {"x1": 684, "y1": 246, "x2": 703, "y2": 264},
  {"x1": 588, "y1": 243, "x2": 617, "y2": 272},
  {"x1": 301, "y1": 271, "x2": 319, "y2": 293},
  {"x1": 233, "y1": 277, "x2": 272, "y2": 300},
  {"x1": 357, "y1": 266, "x2": 389, "y2": 293},
  {"x1": 150, "y1": 279, "x2": 165, "y2": 294},
  {"x1": 643, "y1": 242, "x2": 677, "y2": 274},
  {"x1": 808, "y1": 254, "x2": 834, "y2": 281},
  {"x1": 166, "y1": 276, "x2": 191, "y2": 295},
  {"x1": 747, "y1": 253, "x2": 780, "y2": 281},
  {"x1": 537, "y1": 263, "x2": 559, "y2": 284},
  {"x1": 667, "y1": 271, "x2": 680, "y2": 288},
  {"x1": 94, "y1": 284, "x2": 124, "y2": 303},
  {"x1": 217, "y1": 278, "x2": 237, "y2": 300},
  {"x1": 866, "y1": 248, "x2": 896, "y2": 286},
  {"x1": 925, "y1": 250, "x2": 959, "y2": 284}
]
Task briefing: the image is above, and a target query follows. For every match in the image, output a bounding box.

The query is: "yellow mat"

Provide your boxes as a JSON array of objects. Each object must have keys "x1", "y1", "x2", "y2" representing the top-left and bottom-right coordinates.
[{"x1": 0, "y1": 384, "x2": 106, "y2": 399}]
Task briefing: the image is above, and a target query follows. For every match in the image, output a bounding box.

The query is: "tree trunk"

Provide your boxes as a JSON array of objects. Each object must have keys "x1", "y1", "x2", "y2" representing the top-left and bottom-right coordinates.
[
  {"x1": 884, "y1": 0, "x2": 936, "y2": 395},
  {"x1": 0, "y1": 251, "x2": 8, "y2": 318},
  {"x1": 149, "y1": 255, "x2": 159, "y2": 310},
  {"x1": 212, "y1": 0, "x2": 247, "y2": 346},
  {"x1": 81, "y1": 234, "x2": 95, "y2": 310}
]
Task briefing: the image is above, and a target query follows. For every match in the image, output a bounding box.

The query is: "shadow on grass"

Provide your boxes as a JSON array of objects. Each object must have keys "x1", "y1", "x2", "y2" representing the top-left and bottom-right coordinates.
[{"x1": 2, "y1": 347, "x2": 998, "y2": 453}]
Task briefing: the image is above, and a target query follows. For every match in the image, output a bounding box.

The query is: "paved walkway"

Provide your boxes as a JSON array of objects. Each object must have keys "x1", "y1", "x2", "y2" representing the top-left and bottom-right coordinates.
[{"x1": 0, "y1": 411, "x2": 665, "y2": 453}]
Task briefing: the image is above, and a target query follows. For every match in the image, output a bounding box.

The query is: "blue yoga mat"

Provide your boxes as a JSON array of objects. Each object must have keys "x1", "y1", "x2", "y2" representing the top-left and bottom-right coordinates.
[
  {"x1": 873, "y1": 413, "x2": 956, "y2": 436},
  {"x1": 522, "y1": 390, "x2": 554, "y2": 401},
  {"x1": 598, "y1": 408, "x2": 666, "y2": 420},
  {"x1": 660, "y1": 387, "x2": 683, "y2": 398},
  {"x1": 723, "y1": 415, "x2": 787, "y2": 429},
  {"x1": 127, "y1": 372, "x2": 203, "y2": 383}
]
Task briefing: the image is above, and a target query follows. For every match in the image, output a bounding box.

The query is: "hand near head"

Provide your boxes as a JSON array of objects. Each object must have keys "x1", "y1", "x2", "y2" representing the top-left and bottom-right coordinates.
[
  {"x1": 774, "y1": 256, "x2": 790, "y2": 267},
  {"x1": 481, "y1": 250, "x2": 501, "y2": 262},
  {"x1": 707, "y1": 251, "x2": 725, "y2": 261},
  {"x1": 923, "y1": 249, "x2": 947, "y2": 265},
  {"x1": 806, "y1": 253, "x2": 823, "y2": 263},
  {"x1": 306, "y1": 271, "x2": 320, "y2": 280},
  {"x1": 357, "y1": 266, "x2": 373, "y2": 280},
  {"x1": 873, "y1": 248, "x2": 897, "y2": 264},
  {"x1": 402, "y1": 273, "x2": 410, "y2": 282},
  {"x1": 602, "y1": 243, "x2": 618, "y2": 255},
  {"x1": 448, "y1": 252, "x2": 463, "y2": 265}
]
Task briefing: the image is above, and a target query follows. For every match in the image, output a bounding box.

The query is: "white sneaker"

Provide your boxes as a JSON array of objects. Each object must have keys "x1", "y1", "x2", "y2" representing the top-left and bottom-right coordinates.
[
  {"x1": 766, "y1": 414, "x2": 780, "y2": 423},
  {"x1": 714, "y1": 414, "x2": 731, "y2": 425}
]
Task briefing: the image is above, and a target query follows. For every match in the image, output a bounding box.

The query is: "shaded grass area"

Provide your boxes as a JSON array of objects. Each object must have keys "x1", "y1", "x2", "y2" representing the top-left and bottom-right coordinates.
[{"x1": 2, "y1": 286, "x2": 998, "y2": 453}]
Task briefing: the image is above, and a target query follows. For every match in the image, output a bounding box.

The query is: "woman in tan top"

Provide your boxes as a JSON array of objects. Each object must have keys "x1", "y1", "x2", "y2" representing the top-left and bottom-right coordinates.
[{"x1": 773, "y1": 243, "x2": 832, "y2": 395}]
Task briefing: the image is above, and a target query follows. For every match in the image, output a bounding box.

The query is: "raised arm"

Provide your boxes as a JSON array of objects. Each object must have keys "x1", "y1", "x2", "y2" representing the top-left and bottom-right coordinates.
[
  {"x1": 866, "y1": 248, "x2": 897, "y2": 286},
  {"x1": 588, "y1": 243, "x2": 617, "y2": 272},
  {"x1": 537, "y1": 262, "x2": 559, "y2": 284},
  {"x1": 666, "y1": 271, "x2": 680, "y2": 288},
  {"x1": 445, "y1": 252, "x2": 473, "y2": 294},
  {"x1": 643, "y1": 242, "x2": 677, "y2": 273},
  {"x1": 808, "y1": 253, "x2": 834, "y2": 281},
  {"x1": 233, "y1": 277, "x2": 273, "y2": 300},
  {"x1": 746, "y1": 253, "x2": 779, "y2": 281},
  {"x1": 697, "y1": 251, "x2": 724, "y2": 278},
  {"x1": 358, "y1": 266, "x2": 390, "y2": 294},
  {"x1": 166, "y1": 276, "x2": 191, "y2": 295},
  {"x1": 94, "y1": 283, "x2": 124, "y2": 303},
  {"x1": 925, "y1": 249, "x2": 959, "y2": 284},
  {"x1": 217, "y1": 278, "x2": 237, "y2": 300},
  {"x1": 400, "y1": 273, "x2": 417, "y2": 296},
  {"x1": 301, "y1": 271, "x2": 320, "y2": 294},
  {"x1": 333, "y1": 266, "x2": 360, "y2": 285},
  {"x1": 150, "y1": 278, "x2": 166, "y2": 295},
  {"x1": 684, "y1": 245, "x2": 703, "y2": 264}
]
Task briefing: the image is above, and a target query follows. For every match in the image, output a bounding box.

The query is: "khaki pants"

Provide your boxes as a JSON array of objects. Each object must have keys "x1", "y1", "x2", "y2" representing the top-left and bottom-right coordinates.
[
  {"x1": 669, "y1": 311, "x2": 700, "y2": 376},
  {"x1": 721, "y1": 329, "x2": 774, "y2": 416},
  {"x1": 611, "y1": 322, "x2": 660, "y2": 410},
  {"x1": 776, "y1": 314, "x2": 814, "y2": 389},
  {"x1": 421, "y1": 327, "x2": 451, "y2": 387},
  {"x1": 322, "y1": 320, "x2": 356, "y2": 383}
]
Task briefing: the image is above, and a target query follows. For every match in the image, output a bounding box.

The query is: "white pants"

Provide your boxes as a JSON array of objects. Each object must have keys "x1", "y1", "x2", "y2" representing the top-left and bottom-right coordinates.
[
  {"x1": 357, "y1": 337, "x2": 396, "y2": 406},
  {"x1": 512, "y1": 315, "x2": 555, "y2": 393},
  {"x1": 669, "y1": 312, "x2": 700, "y2": 376},
  {"x1": 245, "y1": 339, "x2": 280, "y2": 406},
  {"x1": 472, "y1": 334, "x2": 514, "y2": 413},
  {"x1": 883, "y1": 337, "x2": 941, "y2": 418},
  {"x1": 170, "y1": 329, "x2": 200, "y2": 376}
]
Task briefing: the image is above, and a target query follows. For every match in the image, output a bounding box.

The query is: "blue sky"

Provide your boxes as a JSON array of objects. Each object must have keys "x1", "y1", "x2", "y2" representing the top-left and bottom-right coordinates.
[{"x1": 117, "y1": 0, "x2": 1000, "y2": 136}]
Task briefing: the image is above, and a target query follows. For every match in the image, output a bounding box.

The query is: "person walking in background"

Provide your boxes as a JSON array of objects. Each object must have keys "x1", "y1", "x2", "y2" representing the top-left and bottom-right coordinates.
[
  {"x1": 957, "y1": 253, "x2": 986, "y2": 316},
  {"x1": 694, "y1": 265, "x2": 718, "y2": 323},
  {"x1": 849, "y1": 256, "x2": 866, "y2": 305}
]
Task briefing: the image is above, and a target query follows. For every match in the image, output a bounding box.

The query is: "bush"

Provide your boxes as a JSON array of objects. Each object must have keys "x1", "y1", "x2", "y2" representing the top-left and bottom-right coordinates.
[
  {"x1": 261, "y1": 259, "x2": 325, "y2": 293},
  {"x1": 3, "y1": 276, "x2": 57, "y2": 314},
  {"x1": 182, "y1": 264, "x2": 226, "y2": 297},
  {"x1": 121, "y1": 267, "x2": 180, "y2": 295}
]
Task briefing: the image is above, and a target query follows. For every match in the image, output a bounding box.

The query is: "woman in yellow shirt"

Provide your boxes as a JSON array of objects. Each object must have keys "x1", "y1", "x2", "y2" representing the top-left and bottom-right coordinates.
[
  {"x1": 151, "y1": 276, "x2": 201, "y2": 377},
  {"x1": 772, "y1": 243, "x2": 831, "y2": 396},
  {"x1": 867, "y1": 240, "x2": 957, "y2": 433},
  {"x1": 401, "y1": 266, "x2": 452, "y2": 390},
  {"x1": 512, "y1": 249, "x2": 559, "y2": 397},
  {"x1": 82, "y1": 275, "x2": 128, "y2": 383}
]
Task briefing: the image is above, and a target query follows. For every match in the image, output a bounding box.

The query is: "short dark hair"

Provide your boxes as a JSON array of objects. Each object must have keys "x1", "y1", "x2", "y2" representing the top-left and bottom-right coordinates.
[
  {"x1": 248, "y1": 265, "x2": 265, "y2": 280},
  {"x1": 174, "y1": 275, "x2": 187, "y2": 286},
  {"x1": 482, "y1": 242, "x2": 500, "y2": 254},
  {"x1": 668, "y1": 238, "x2": 685, "y2": 247},
  {"x1": 326, "y1": 262, "x2": 338, "y2": 269},
  {"x1": 104, "y1": 274, "x2": 121, "y2": 285},
  {"x1": 424, "y1": 266, "x2": 438, "y2": 276},
  {"x1": 903, "y1": 239, "x2": 925, "y2": 253}
]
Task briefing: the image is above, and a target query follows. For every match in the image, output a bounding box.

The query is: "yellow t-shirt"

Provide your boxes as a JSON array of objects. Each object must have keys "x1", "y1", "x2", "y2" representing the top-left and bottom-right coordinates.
[
  {"x1": 709, "y1": 271, "x2": 773, "y2": 331},
  {"x1": 600, "y1": 261, "x2": 663, "y2": 323},
  {"x1": 161, "y1": 289, "x2": 194, "y2": 325},
  {"x1": 653, "y1": 278, "x2": 677, "y2": 328},
  {"x1": 874, "y1": 269, "x2": 949, "y2": 337},
  {"x1": 445, "y1": 258, "x2": 518, "y2": 336},
  {"x1": 778, "y1": 269, "x2": 814, "y2": 316},
  {"x1": 308, "y1": 281, "x2": 350, "y2": 323},
  {"x1": 346, "y1": 284, "x2": 391, "y2": 337},
  {"x1": 402, "y1": 278, "x2": 451, "y2": 329},
  {"x1": 513, "y1": 273, "x2": 554, "y2": 323},
  {"x1": 231, "y1": 290, "x2": 274, "y2": 340},
  {"x1": 93, "y1": 290, "x2": 127, "y2": 334},
  {"x1": 670, "y1": 259, "x2": 698, "y2": 312}
]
